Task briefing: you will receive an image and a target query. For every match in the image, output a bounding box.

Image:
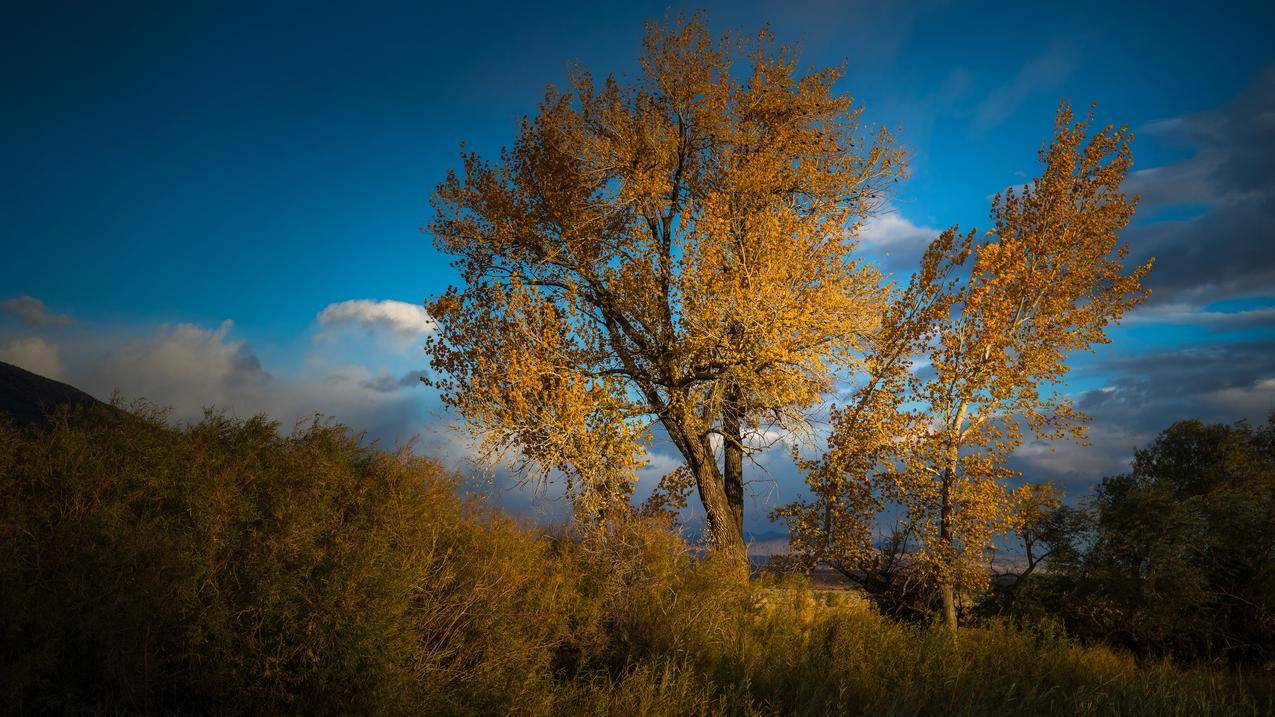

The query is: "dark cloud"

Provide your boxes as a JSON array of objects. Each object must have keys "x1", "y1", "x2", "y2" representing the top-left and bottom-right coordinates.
[
  {"x1": 2, "y1": 296, "x2": 74, "y2": 327},
  {"x1": 1127, "y1": 65, "x2": 1275, "y2": 307},
  {"x1": 1011, "y1": 338, "x2": 1275, "y2": 495},
  {"x1": 1131, "y1": 305, "x2": 1275, "y2": 329},
  {"x1": 360, "y1": 370, "x2": 428, "y2": 393}
]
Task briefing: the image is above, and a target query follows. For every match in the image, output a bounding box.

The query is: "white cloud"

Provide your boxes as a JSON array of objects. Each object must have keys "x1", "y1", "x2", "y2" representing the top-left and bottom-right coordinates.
[
  {"x1": 317, "y1": 299, "x2": 435, "y2": 338},
  {"x1": 859, "y1": 210, "x2": 938, "y2": 248},
  {"x1": 53, "y1": 317, "x2": 468, "y2": 464},
  {"x1": 857, "y1": 208, "x2": 940, "y2": 274},
  {"x1": 0, "y1": 337, "x2": 64, "y2": 379},
  {"x1": 2, "y1": 296, "x2": 74, "y2": 327}
]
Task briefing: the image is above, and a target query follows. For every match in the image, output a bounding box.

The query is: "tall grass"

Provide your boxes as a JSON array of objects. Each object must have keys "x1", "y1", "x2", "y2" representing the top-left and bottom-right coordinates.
[{"x1": 1, "y1": 407, "x2": 1270, "y2": 715}]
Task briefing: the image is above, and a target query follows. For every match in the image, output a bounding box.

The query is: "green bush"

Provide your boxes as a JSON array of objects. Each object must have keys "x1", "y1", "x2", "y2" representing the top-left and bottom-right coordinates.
[{"x1": 993, "y1": 416, "x2": 1275, "y2": 666}]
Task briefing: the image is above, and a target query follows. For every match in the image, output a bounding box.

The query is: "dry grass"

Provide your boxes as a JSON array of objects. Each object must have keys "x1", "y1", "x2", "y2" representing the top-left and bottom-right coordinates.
[{"x1": 1, "y1": 407, "x2": 1270, "y2": 715}]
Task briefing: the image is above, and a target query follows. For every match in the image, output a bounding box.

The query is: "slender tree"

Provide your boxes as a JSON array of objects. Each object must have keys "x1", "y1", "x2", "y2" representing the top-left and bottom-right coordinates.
[
  {"x1": 425, "y1": 15, "x2": 903, "y2": 557},
  {"x1": 780, "y1": 104, "x2": 1152, "y2": 627}
]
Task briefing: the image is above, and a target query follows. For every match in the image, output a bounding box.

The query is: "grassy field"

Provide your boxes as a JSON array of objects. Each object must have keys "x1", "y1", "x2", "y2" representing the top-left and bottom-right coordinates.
[{"x1": 2, "y1": 408, "x2": 1271, "y2": 715}]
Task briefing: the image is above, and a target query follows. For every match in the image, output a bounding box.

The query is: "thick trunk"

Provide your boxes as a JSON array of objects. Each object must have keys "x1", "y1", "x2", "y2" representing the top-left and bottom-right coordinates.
[
  {"x1": 722, "y1": 382, "x2": 745, "y2": 538},
  {"x1": 940, "y1": 582, "x2": 957, "y2": 631},
  {"x1": 692, "y1": 435, "x2": 747, "y2": 561},
  {"x1": 659, "y1": 410, "x2": 747, "y2": 562}
]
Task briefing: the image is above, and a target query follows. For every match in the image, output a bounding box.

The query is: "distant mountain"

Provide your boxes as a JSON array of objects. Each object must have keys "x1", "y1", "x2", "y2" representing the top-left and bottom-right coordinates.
[
  {"x1": 0, "y1": 361, "x2": 110, "y2": 426},
  {"x1": 744, "y1": 530, "x2": 789, "y2": 558}
]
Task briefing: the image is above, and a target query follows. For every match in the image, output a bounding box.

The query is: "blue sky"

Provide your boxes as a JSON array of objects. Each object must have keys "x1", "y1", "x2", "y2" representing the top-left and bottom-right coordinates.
[{"x1": 3, "y1": 1, "x2": 1274, "y2": 532}]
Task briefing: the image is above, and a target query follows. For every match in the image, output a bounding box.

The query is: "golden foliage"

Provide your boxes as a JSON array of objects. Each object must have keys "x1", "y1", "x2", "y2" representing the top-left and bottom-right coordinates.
[
  {"x1": 779, "y1": 103, "x2": 1152, "y2": 624},
  {"x1": 427, "y1": 14, "x2": 903, "y2": 550}
]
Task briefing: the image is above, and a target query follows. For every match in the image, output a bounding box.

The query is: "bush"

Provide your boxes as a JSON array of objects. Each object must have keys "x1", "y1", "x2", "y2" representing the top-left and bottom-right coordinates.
[
  {"x1": 995, "y1": 416, "x2": 1275, "y2": 666},
  {"x1": 1, "y1": 406, "x2": 1270, "y2": 715},
  {"x1": 0, "y1": 406, "x2": 569, "y2": 714}
]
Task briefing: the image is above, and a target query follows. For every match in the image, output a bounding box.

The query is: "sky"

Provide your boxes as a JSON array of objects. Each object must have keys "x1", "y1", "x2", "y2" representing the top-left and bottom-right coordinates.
[{"x1": 3, "y1": 0, "x2": 1274, "y2": 535}]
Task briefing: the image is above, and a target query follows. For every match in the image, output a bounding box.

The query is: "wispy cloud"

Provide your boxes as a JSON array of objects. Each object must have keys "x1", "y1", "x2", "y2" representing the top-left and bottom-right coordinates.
[
  {"x1": 1128, "y1": 303, "x2": 1275, "y2": 329},
  {"x1": 360, "y1": 369, "x2": 429, "y2": 393},
  {"x1": 972, "y1": 42, "x2": 1078, "y2": 133}
]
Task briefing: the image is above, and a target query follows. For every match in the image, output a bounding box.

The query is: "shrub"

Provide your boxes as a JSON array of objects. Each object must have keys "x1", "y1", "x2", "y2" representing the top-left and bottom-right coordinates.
[
  {"x1": 1, "y1": 405, "x2": 1270, "y2": 715},
  {"x1": 0, "y1": 406, "x2": 569, "y2": 714}
]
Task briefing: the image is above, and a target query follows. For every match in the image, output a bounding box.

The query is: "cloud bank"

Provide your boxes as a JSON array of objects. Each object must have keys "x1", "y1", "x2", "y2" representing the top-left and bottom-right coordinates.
[{"x1": 1125, "y1": 65, "x2": 1275, "y2": 308}]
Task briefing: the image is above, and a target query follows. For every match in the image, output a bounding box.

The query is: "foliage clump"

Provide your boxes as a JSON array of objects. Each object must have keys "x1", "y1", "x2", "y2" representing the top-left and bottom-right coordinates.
[
  {"x1": 992, "y1": 415, "x2": 1275, "y2": 666},
  {"x1": 0, "y1": 406, "x2": 569, "y2": 714}
]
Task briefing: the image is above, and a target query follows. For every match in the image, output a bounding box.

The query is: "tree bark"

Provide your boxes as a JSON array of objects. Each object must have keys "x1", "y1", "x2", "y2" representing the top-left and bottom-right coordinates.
[
  {"x1": 659, "y1": 409, "x2": 747, "y2": 562},
  {"x1": 722, "y1": 381, "x2": 745, "y2": 539},
  {"x1": 938, "y1": 467, "x2": 958, "y2": 632}
]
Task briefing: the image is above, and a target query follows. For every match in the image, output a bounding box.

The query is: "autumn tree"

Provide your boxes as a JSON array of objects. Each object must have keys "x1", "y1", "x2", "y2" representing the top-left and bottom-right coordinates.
[
  {"x1": 773, "y1": 227, "x2": 968, "y2": 578},
  {"x1": 425, "y1": 15, "x2": 902, "y2": 557},
  {"x1": 1008, "y1": 483, "x2": 1078, "y2": 582},
  {"x1": 779, "y1": 104, "x2": 1152, "y2": 628}
]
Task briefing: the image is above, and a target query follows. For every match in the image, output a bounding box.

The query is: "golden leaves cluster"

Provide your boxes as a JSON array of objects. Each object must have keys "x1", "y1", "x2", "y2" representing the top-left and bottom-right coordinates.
[
  {"x1": 781, "y1": 103, "x2": 1152, "y2": 590},
  {"x1": 427, "y1": 14, "x2": 902, "y2": 527}
]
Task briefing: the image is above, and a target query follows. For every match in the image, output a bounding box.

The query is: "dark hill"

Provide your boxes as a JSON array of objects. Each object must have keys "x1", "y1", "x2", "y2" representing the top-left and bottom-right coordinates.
[{"x1": 0, "y1": 361, "x2": 110, "y2": 426}]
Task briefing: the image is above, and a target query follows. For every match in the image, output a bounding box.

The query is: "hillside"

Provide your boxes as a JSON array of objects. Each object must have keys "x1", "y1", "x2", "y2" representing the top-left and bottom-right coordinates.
[{"x1": 0, "y1": 361, "x2": 109, "y2": 426}]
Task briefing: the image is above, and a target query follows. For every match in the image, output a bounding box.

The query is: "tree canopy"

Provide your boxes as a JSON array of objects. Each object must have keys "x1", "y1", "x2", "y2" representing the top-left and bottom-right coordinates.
[
  {"x1": 426, "y1": 14, "x2": 902, "y2": 554},
  {"x1": 778, "y1": 105, "x2": 1152, "y2": 628}
]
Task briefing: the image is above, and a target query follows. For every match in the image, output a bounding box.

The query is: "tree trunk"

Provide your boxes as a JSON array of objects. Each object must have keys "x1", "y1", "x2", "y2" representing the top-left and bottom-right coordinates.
[
  {"x1": 939, "y1": 463, "x2": 958, "y2": 632},
  {"x1": 692, "y1": 435, "x2": 747, "y2": 562},
  {"x1": 938, "y1": 402, "x2": 967, "y2": 632},
  {"x1": 659, "y1": 410, "x2": 747, "y2": 562},
  {"x1": 722, "y1": 382, "x2": 745, "y2": 538},
  {"x1": 940, "y1": 582, "x2": 957, "y2": 632}
]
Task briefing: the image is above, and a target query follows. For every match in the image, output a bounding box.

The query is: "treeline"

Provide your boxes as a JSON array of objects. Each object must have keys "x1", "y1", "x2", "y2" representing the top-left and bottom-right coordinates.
[
  {"x1": 1, "y1": 406, "x2": 1272, "y2": 715},
  {"x1": 793, "y1": 414, "x2": 1275, "y2": 667},
  {"x1": 993, "y1": 416, "x2": 1275, "y2": 664}
]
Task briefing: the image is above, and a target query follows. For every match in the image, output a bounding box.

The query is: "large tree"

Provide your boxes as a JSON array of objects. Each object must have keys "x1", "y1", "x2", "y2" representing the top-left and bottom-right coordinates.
[
  {"x1": 425, "y1": 15, "x2": 902, "y2": 556},
  {"x1": 778, "y1": 105, "x2": 1152, "y2": 627}
]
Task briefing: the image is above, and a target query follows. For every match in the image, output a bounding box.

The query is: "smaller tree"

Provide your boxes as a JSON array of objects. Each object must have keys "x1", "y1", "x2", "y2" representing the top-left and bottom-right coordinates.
[
  {"x1": 773, "y1": 228, "x2": 968, "y2": 578},
  {"x1": 780, "y1": 103, "x2": 1152, "y2": 630},
  {"x1": 1008, "y1": 482, "x2": 1090, "y2": 583},
  {"x1": 987, "y1": 482, "x2": 1092, "y2": 615}
]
